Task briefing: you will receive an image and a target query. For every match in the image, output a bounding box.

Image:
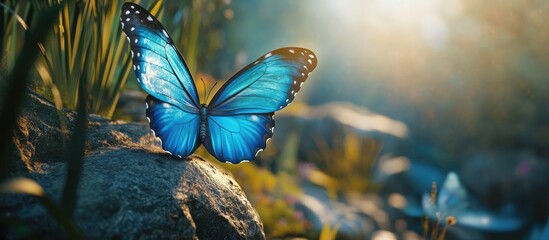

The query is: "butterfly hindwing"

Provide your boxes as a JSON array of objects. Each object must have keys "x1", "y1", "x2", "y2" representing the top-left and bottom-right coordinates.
[
  {"x1": 146, "y1": 96, "x2": 201, "y2": 157},
  {"x1": 207, "y1": 47, "x2": 317, "y2": 115},
  {"x1": 204, "y1": 114, "x2": 274, "y2": 163},
  {"x1": 120, "y1": 3, "x2": 200, "y2": 112}
]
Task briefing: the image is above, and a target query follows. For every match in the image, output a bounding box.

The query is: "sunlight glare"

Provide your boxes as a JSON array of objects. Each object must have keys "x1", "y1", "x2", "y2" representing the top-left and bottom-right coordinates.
[{"x1": 322, "y1": 0, "x2": 462, "y2": 50}]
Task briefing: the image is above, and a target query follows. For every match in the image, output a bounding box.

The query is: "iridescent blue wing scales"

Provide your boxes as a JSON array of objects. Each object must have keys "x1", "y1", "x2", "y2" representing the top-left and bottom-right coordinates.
[
  {"x1": 204, "y1": 48, "x2": 317, "y2": 163},
  {"x1": 208, "y1": 47, "x2": 317, "y2": 115},
  {"x1": 120, "y1": 3, "x2": 199, "y2": 110},
  {"x1": 204, "y1": 114, "x2": 274, "y2": 163},
  {"x1": 121, "y1": 3, "x2": 201, "y2": 157},
  {"x1": 146, "y1": 96, "x2": 200, "y2": 157}
]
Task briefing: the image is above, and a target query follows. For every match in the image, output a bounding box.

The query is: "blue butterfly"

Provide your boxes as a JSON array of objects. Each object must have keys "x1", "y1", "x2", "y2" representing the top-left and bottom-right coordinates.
[{"x1": 120, "y1": 3, "x2": 317, "y2": 163}]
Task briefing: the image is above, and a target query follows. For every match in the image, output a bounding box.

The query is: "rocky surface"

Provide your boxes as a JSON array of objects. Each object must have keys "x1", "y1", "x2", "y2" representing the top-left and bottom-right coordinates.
[{"x1": 1, "y1": 92, "x2": 265, "y2": 239}]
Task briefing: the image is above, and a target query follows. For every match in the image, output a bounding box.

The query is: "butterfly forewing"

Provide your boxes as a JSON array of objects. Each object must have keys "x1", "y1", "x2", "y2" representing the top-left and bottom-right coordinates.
[
  {"x1": 120, "y1": 3, "x2": 200, "y2": 111},
  {"x1": 207, "y1": 47, "x2": 317, "y2": 115}
]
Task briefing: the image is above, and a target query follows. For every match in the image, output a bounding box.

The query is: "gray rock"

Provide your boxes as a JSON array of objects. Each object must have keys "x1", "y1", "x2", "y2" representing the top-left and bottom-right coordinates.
[{"x1": 1, "y1": 92, "x2": 265, "y2": 239}]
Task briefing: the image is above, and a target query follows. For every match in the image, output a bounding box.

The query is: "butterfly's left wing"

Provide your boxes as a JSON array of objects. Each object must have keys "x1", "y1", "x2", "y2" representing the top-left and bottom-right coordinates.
[{"x1": 204, "y1": 48, "x2": 317, "y2": 163}]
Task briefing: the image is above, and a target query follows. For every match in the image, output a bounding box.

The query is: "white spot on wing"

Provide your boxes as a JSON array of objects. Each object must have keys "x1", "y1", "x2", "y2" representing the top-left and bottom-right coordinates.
[
  {"x1": 264, "y1": 52, "x2": 273, "y2": 58},
  {"x1": 130, "y1": 5, "x2": 135, "y2": 9},
  {"x1": 130, "y1": 27, "x2": 135, "y2": 31},
  {"x1": 134, "y1": 38, "x2": 138, "y2": 43},
  {"x1": 125, "y1": 10, "x2": 130, "y2": 15},
  {"x1": 131, "y1": 50, "x2": 134, "y2": 57},
  {"x1": 136, "y1": 10, "x2": 140, "y2": 14},
  {"x1": 126, "y1": 18, "x2": 130, "y2": 22},
  {"x1": 289, "y1": 49, "x2": 295, "y2": 54},
  {"x1": 308, "y1": 59, "x2": 313, "y2": 64},
  {"x1": 121, "y1": 22, "x2": 124, "y2": 28},
  {"x1": 301, "y1": 73, "x2": 305, "y2": 76},
  {"x1": 255, "y1": 149, "x2": 264, "y2": 157},
  {"x1": 137, "y1": 52, "x2": 141, "y2": 57},
  {"x1": 162, "y1": 29, "x2": 169, "y2": 38},
  {"x1": 146, "y1": 117, "x2": 150, "y2": 123},
  {"x1": 300, "y1": 82, "x2": 304, "y2": 87},
  {"x1": 145, "y1": 102, "x2": 149, "y2": 109},
  {"x1": 147, "y1": 15, "x2": 153, "y2": 21},
  {"x1": 126, "y1": 36, "x2": 130, "y2": 42},
  {"x1": 309, "y1": 54, "x2": 315, "y2": 58}
]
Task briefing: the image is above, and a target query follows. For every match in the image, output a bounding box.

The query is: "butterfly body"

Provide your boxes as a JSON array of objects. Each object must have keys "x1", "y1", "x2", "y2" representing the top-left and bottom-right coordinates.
[
  {"x1": 121, "y1": 3, "x2": 316, "y2": 163},
  {"x1": 199, "y1": 104, "x2": 208, "y2": 142}
]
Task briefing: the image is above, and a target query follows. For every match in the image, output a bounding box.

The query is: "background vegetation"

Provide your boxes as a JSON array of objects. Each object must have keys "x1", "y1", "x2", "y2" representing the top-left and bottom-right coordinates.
[{"x1": 2, "y1": 0, "x2": 548, "y2": 239}]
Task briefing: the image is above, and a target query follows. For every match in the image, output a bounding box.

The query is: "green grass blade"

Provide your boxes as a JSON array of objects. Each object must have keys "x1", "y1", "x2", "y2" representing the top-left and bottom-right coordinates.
[
  {"x1": 61, "y1": 64, "x2": 87, "y2": 217},
  {"x1": 0, "y1": 1, "x2": 64, "y2": 180}
]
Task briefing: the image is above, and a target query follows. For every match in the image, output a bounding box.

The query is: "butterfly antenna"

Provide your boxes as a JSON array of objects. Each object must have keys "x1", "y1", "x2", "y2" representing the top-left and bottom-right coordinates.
[
  {"x1": 206, "y1": 81, "x2": 219, "y2": 103},
  {"x1": 200, "y1": 78, "x2": 206, "y2": 105}
]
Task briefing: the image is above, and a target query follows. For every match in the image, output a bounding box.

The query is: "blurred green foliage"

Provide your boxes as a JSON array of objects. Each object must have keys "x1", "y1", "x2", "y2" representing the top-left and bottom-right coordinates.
[
  {"x1": 2, "y1": 0, "x2": 134, "y2": 117},
  {"x1": 319, "y1": 223, "x2": 340, "y2": 240},
  {"x1": 219, "y1": 162, "x2": 312, "y2": 238},
  {"x1": 308, "y1": 129, "x2": 381, "y2": 194}
]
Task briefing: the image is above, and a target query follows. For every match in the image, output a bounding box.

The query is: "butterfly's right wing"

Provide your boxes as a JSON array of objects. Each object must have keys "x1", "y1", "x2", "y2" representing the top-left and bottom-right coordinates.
[
  {"x1": 207, "y1": 47, "x2": 317, "y2": 115},
  {"x1": 120, "y1": 2, "x2": 200, "y2": 110},
  {"x1": 204, "y1": 113, "x2": 274, "y2": 163},
  {"x1": 146, "y1": 96, "x2": 201, "y2": 157}
]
